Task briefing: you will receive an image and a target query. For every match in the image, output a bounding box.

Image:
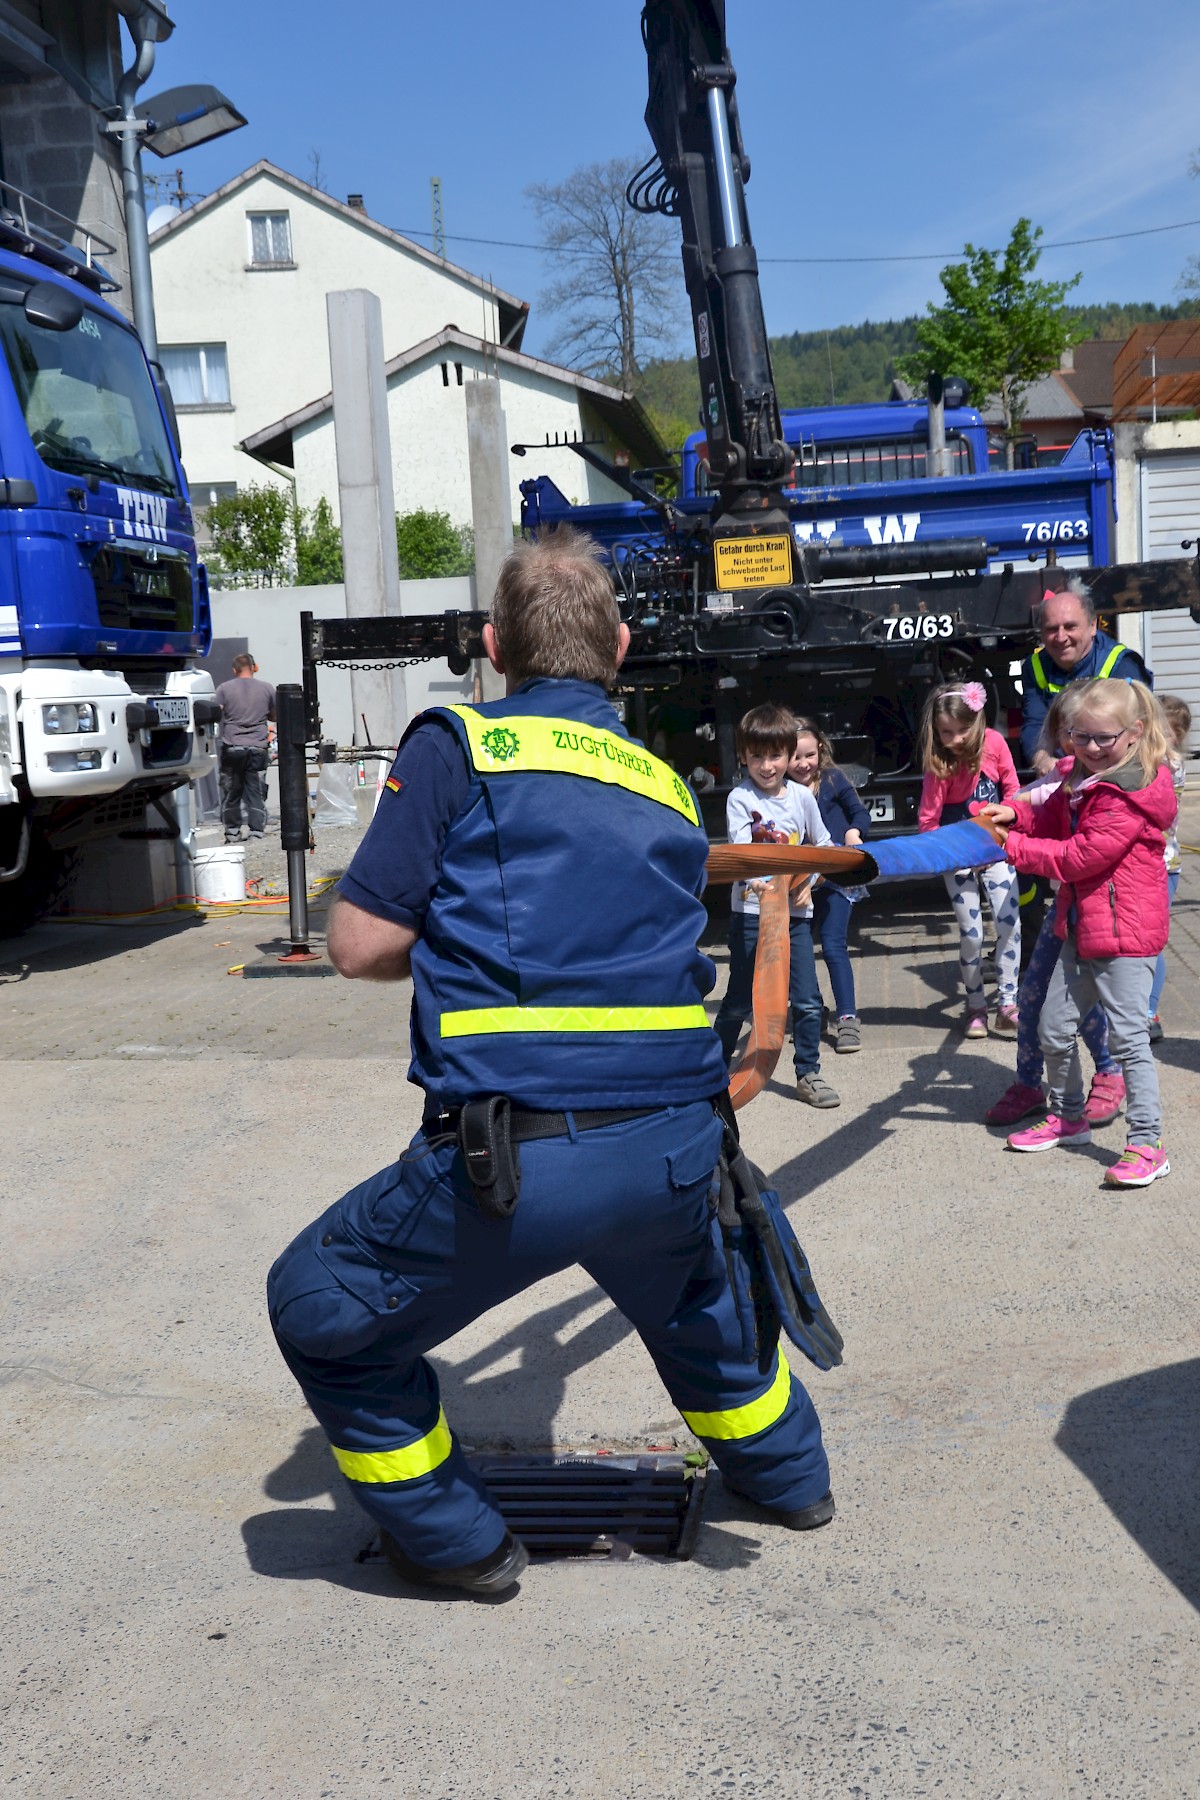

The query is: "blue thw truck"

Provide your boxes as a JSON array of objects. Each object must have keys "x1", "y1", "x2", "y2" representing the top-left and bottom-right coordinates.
[
  {"x1": 299, "y1": 0, "x2": 1199, "y2": 846},
  {"x1": 0, "y1": 189, "x2": 217, "y2": 930}
]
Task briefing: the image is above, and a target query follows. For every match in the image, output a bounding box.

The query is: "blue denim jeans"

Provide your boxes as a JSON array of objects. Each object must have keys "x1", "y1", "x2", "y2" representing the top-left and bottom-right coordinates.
[
  {"x1": 714, "y1": 911, "x2": 823, "y2": 1078},
  {"x1": 812, "y1": 883, "x2": 858, "y2": 1019},
  {"x1": 1148, "y1": 869, "x2": 1180, "y2": 1019}
]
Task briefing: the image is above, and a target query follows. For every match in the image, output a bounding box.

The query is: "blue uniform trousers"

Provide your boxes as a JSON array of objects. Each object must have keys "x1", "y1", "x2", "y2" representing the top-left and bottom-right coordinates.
[{"x1": 268, "y1": 1102, "x2": 830, "y2": 1570}]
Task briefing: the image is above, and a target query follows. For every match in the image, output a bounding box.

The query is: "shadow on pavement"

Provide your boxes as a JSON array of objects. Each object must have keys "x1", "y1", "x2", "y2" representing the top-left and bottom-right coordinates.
[
  {"x1": 243, "y1": 1285, "x2": 638, "y2": 1586},
  {"x1": 1056, "y1": 1358, "x2": 1200, "y2": 1613},
  {"x1": 764, "y1": 1041, "x2": 998, "y2": 1202},
  {"x1": 1151, "y1": 1036, "x2": 1200, "y2": 1077},
  {"x1": 0, "y1": 914, "x2": 203, "y2": 974},
  {"x1": 437, "y1": 1284, "x2": 634, "y2": 1447}
]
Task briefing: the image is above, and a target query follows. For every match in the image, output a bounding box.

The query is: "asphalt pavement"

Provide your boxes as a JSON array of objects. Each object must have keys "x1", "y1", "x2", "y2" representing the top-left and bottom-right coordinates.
[{"x1": 2, "y1": 804, "x2": 1198, "y2": 1799}]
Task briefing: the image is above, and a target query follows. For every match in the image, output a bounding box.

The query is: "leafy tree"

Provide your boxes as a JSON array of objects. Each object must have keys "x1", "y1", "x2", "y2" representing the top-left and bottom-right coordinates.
[
  {"x1": 294, "y1": 495, "x2": 343, "y2": 585},
  {"x1": 637, "y1": 302, "x2": 1200, "y2": 429},
  {"x1": 206, "y1": 484, "x2": 291, "y2": 587},
  {"x1": 527, "y1": 155, "x2": 684, "y2": 386},
  {"x1": 395, "y1": 509, "x2": 474, "y2": 580},
  {"x1": 897, "y1": 219, "x2": 1084, "y2": 467}
]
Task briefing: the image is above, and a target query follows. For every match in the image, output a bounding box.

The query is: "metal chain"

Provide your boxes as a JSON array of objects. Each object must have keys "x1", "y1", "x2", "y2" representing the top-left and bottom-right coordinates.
[{"x1": 319, "y1": 657, "x2": 431, "y2": 672}]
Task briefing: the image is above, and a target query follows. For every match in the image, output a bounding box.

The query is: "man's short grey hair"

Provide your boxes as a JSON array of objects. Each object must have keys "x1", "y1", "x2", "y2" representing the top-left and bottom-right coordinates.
[
  {"x1": 490, "y1": 527, "x2": 621, "y2": 687},
  {"x1": 1031, "y1": 576, "x2": 1096, "y2": 632}
]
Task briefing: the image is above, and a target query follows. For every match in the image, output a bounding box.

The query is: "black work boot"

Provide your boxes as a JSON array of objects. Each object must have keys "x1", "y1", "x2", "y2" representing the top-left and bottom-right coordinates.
[
  {"x1": 726, "y1": 1484, "x2": 836, "y2": 1531},
  {"x1": 379, "y1": 1527, "x2": 529, "y2": 1596},
  {"x1": 775, "y1": 1490, "x2": 835, "y2": 1530}
]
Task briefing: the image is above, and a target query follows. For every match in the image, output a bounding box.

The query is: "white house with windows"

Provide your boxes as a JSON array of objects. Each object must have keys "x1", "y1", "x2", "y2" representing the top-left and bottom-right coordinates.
[
  {"x1": 238, "y1": 324, "x2": 667, "y2": 523},
  {"x1": 148, "y1": 161, "x2": 529, "y2": 513}
]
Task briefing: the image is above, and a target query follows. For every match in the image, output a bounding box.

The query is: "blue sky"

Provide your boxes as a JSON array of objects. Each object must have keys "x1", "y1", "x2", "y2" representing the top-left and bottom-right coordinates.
[{"x1": 149, "y1": 0, "x2": 1200, "y2": 360}]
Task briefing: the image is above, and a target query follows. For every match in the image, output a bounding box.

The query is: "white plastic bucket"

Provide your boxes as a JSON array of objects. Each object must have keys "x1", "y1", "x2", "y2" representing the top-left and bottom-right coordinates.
[{"x1": 191, "y1": 842, "x2": 246, "y2": 905}]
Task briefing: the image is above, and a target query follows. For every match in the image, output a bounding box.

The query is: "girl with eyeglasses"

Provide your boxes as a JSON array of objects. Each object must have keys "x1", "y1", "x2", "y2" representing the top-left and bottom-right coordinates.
[
  {"x1": 981, "y1": 690, "x2": 1124, "y2": 1133},
  {"x1": 984, "y1": 679, "x2": 1177, "y2": 1188}
]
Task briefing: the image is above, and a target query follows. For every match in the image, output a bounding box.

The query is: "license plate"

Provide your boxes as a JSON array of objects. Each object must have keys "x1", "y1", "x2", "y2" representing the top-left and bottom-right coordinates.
[
  {"x1": 152, "y1": 696, "x2": 190, "y2": 725},
  {"x1": 712, "y1": 534, "x2": 793, "y2": 590},
  {"x1": 864, "y1": 794, "x2": 894, "y2": 822}
]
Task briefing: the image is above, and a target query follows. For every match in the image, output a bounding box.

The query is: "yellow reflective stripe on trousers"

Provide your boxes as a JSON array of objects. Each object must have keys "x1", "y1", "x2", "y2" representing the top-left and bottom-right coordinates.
[
  {"x1": 331, "y1": 1408, "x2": 452, "y2": 1484},
  {"x1": 445, "y1": 704, "x2": 699, "y2": 825},
  {"x1": 680, "y1": 1351, "x2": 792, "y2": 1441},
  {"x1": 440, "y1": 1004, "x2": 710, "y2": 1039}
]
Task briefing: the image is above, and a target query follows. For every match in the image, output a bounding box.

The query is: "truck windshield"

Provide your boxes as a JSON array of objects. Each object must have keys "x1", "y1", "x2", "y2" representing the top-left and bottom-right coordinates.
[{"x1": 0, "y1": 300, "x2": 179, "y2": 496}]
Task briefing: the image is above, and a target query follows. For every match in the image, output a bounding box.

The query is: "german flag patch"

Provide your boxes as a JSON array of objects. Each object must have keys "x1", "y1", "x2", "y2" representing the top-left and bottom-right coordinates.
[{"x1": 384, "y1": 776, "x2": 403, "y2": 794}]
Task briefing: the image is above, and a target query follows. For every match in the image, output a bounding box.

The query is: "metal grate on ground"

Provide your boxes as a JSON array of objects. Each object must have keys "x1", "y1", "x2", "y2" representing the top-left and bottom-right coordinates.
[{"x1": 358, "y1": 1453, "x2": 707, "y2": 1567}]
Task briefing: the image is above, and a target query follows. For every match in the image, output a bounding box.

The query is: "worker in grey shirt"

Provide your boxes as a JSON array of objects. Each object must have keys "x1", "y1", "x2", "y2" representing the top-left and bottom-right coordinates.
[{"x1": 213, "y1": 653, "x2": 276, "y2": 842}]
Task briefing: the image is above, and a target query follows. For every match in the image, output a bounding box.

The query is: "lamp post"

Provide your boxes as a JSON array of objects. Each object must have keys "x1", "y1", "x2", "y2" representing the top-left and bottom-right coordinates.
[
  {"x1": 105, "y1": 12, "x2": 246, "y2": 360},
  {"x1": 102, "y1": 8, "x2": 247, "y2": 890}
]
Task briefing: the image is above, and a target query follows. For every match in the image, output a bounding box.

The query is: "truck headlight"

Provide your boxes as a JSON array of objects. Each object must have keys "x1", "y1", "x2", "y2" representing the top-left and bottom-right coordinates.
[{"x1": 42, "y1": 702, "x2": 98, "y2": 734}]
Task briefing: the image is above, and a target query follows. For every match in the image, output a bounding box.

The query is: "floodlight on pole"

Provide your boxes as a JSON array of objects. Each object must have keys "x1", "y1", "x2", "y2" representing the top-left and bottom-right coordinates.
[{"x1": 134, "y1": 85, "x2": 248, "y2": 158}]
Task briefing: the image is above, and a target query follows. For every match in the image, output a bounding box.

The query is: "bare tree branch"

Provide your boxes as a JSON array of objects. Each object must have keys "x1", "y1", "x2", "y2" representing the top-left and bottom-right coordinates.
[{"x1": 527, "y1": 155, "x2": 684, "y2": 387}]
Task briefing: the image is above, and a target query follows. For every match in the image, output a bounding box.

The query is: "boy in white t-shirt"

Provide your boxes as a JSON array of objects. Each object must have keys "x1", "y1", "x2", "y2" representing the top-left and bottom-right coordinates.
[{"x1": 714, "y1": 704, "x2": 839, "y2": 1107}]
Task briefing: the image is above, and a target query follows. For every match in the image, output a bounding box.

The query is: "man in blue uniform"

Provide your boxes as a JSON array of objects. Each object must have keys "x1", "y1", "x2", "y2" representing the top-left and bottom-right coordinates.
[
  {"x1": 267, "y1": 528, "x2": 833, "y2": 1597},
  {"x1": 1020, "y1": 581, "x2": 1150, "y2": 772}
]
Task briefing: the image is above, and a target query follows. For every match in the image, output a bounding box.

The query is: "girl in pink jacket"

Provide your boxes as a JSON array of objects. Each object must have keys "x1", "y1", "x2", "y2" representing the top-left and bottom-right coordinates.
[
  {"x1": 988, "y1": 679, "x2": 1176, "y2": 1188},
  {"x1": 918, "y1": 682, "x2": 1021, "y2": 1037}
]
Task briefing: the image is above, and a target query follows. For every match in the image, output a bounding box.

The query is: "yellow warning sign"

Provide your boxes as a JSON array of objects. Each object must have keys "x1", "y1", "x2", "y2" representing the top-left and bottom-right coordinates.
[{"x1": 712, "y1": 534, "x2": 793, "y2": 590}]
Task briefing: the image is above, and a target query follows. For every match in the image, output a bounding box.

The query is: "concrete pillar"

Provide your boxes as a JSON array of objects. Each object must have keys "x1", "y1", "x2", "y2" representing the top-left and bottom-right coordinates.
[
  {"x1": 327, "y1": 288, "x2": 408, "y2": 748},
  {"x1": 466, "y1": 379, "x2": 512, "y2": 701}
]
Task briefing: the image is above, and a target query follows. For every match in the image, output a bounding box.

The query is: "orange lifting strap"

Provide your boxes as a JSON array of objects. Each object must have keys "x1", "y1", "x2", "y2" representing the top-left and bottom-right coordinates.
[{"x1": 704, "y1": 845, "x2": 872, "y2": 1111}]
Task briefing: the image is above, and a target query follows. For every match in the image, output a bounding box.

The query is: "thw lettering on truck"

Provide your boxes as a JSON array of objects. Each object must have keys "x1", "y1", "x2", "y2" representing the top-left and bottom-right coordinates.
[
  {"x1": 793, "y1": 514, "x2": 923, "y2": 549},
  {"x1": 115, "y1": 486, "x2": 168, "y2": 544},
  {"x1": 864, "y1": 513, "x2": 921, "y2": 546}
]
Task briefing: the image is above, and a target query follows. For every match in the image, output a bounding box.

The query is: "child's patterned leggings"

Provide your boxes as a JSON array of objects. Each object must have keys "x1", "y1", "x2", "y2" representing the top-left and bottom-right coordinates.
[
  {"x1": 1016, "y1": 908, "x2": 1115, "y2": 1087},
  {"x1": 942, "y1": 863, "x2": 1021, "y2": 1009}
]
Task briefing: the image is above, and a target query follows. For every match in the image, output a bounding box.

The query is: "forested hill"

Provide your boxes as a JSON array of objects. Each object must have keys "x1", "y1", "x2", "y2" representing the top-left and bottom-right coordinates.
[{"x1": 636, "y1": 301, "x2": 1200, "y2": 443}]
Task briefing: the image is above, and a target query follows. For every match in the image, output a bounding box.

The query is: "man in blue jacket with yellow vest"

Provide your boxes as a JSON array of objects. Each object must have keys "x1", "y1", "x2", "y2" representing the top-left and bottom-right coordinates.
[
  {"x1": 267, "y1": 527, "x2": 833, "y2": 1597},
  {"x1": 1020, "y1": 581, "x2": 1150, "y2": 772}
]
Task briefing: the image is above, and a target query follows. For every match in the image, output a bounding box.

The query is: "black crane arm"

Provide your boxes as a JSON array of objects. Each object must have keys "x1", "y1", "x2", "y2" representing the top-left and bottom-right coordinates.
[{"x1": 631, "y1": 0, "x2": 793, "y2": 525}]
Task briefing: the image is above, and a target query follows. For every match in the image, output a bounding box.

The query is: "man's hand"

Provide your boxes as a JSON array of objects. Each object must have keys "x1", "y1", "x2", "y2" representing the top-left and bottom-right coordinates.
[
  {"x1": 1030, "y1": 749, "x2": 1057, "y2": 776},
  {"x1": 844, "y1": 829, "x2": 864, "y2": 847},
  {"x1": 327, "y1": 895, "x2": 417, "y2": 981}
]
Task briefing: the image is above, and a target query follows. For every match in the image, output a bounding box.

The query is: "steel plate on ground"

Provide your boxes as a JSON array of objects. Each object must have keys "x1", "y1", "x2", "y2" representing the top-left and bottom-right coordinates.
[
  {"x1": 358, "y1": 1452, "x2": 707, "y2": 1567},
  {"x1": 473, "y1": 1453, "x2": 707, "y2": 1560}
]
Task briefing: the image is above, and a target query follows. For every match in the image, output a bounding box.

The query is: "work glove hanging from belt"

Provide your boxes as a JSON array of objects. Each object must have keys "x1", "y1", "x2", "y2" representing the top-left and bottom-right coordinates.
[{"x1": 714, "y1": 1113, "x2": 844, "y2": 1374}]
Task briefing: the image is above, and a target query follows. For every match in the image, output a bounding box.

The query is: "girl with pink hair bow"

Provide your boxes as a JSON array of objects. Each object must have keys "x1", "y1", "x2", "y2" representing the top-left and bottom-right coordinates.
[{"x1": 917, "y1": 680, "x2": 1022, "y2": 1038}]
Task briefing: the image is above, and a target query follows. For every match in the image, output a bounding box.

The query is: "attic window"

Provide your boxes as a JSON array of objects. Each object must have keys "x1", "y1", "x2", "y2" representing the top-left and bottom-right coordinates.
[
  {"x1": 455, "y1": 363, "x2": 463, "y2": 386},
  {"x1": 248, "y1": 211, "x2": 293, "y2": 266},
  {"x1": 441, "y1": 362, "x2": 449, "y2": 386}
]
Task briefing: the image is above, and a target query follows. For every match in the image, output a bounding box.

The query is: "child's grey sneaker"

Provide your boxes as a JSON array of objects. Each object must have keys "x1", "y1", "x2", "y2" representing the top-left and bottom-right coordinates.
[
  {"x1": 834, "y1": 1015, "x2": 861, "y2": 1054},
  {"x1": 796, "y1": 1073, "x2": 840, "y2": 1108}
]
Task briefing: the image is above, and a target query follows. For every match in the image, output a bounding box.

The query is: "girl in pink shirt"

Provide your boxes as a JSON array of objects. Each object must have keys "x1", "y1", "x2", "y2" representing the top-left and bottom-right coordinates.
[{"x1": 918, "y1": 681, "x2": 1022, "y2": 1037}]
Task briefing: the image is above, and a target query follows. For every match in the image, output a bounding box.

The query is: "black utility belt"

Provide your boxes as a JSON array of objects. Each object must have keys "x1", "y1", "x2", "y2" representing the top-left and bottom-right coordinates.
[{"x1": 431, "y1": 1098, "x2": 664, "y2": 1222}]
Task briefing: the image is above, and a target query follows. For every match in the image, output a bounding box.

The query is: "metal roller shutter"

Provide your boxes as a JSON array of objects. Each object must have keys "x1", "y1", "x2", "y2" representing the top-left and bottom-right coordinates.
[{"x1": 1141, "y1": 450, "x2": 1200, "y2": 754}]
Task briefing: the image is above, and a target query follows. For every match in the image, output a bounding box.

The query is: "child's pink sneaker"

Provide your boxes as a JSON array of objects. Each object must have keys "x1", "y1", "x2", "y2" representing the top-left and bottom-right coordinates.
[
  {"x1": 963, "y1": 1010, "x2": 988, "y2": 1039},
  {"x1": 1084, "y1": 1070, "x2": 1126, "y2": 1127},
  {"x1": 1006, "y1": 1113, "x2": 1092, "y2": 1153},
  {"x1": 993, "y1": 1004, "x2": 1019, "y2": 1038},
  {"x1": 1103, "y1": 1141, "x2": 1170, "y2": 1188},
  {"x1": 985, "y1": 1081, "x2": 1045, "y2": 1127}
]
